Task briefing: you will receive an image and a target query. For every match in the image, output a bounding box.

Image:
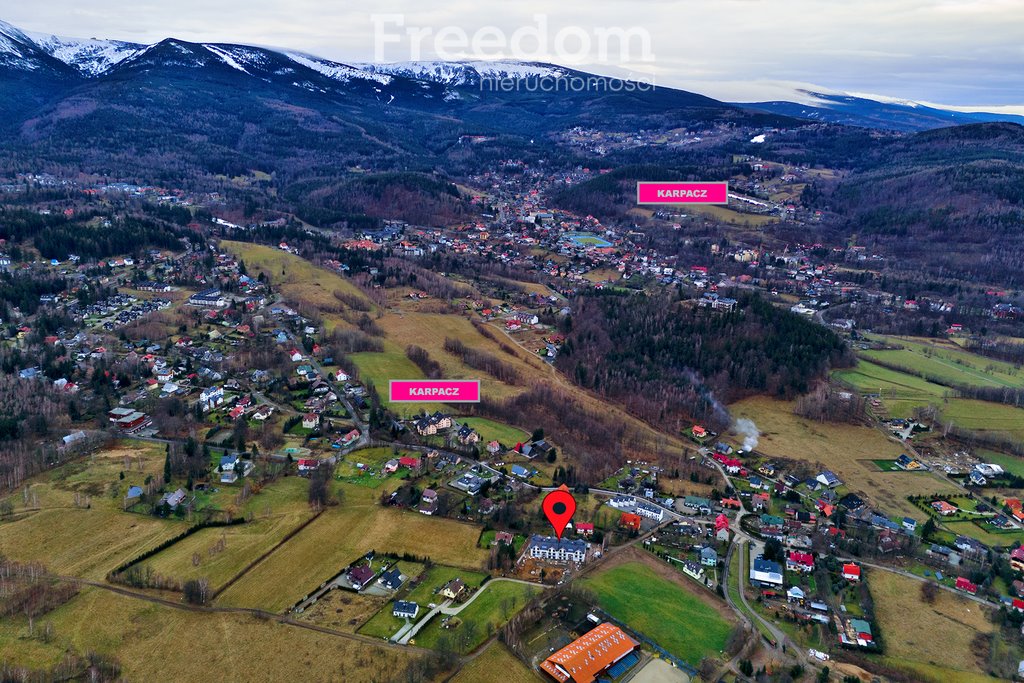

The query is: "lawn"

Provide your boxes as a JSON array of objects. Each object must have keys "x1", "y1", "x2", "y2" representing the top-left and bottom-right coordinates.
[
  {"x1": 0, "y1": 586, "x2": 413, "y2": 682},
  {"x1": 359, "y1": 565, "x2": 486, "y2": 640},
  {"x1": 450, "y1": 642, "x2": 540, "y2": 683},
  {"x1": 216, "y1": 485, "x2": 488, "y2": 612},
  {"x1": 730, "y1": 396, "x2": 961, "y2": 520},
  {"x1": 582, "y1": 561, "x2": 733, "y2": 666},
  {"x1": 414, "y1": 580, "x2": 541, "y2": 653},
  {"x1": 869, "y1": 570, "x2": 999, "y2": 682}
]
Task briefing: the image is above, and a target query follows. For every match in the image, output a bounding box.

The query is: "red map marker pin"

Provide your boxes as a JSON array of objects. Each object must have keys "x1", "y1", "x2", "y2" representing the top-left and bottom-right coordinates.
[{"x1": 543, "y1": 485, "x2": 577, "y2": 539}]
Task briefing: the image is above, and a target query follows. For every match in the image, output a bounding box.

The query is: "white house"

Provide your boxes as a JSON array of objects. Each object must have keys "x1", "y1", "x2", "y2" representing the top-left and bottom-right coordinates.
[
  {"x1": 199, "y1": 386, "x2": 224, "y2": 411},
  {"x1": 528, "y1": 535, "x2": 587, "y2": 564},
  {"x1": 635, "y1": 502, "x2": 665, "y2": 522}
]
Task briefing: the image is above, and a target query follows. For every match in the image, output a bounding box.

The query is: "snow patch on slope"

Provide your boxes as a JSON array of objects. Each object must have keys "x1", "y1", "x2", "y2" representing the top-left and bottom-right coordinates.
[
  {"x1": 203, "y1": 44, "x2": 253, "y2": 74},
  {"x1": 28, "y1": 32, "x2": 143, "y2": 76},
  {"x1": 286, "y1": 52, "x2": 392, "y2": 85},
  {"x1": 355, "y1": 60, "x2": 567, "y2": 86}
]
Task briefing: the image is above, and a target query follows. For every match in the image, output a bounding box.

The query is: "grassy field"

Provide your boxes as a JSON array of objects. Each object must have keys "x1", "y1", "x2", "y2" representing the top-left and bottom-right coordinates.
[
  {"x1": 143, "y1": 477, "x2": 315, "y2": 591},
  {"x1": 297, "y1": 588, "x2": 387, "y2": 632},
  {"x1": 222, "y1": 240, "x2": 373, "y2": 328},
  {"x1": 862, "y1": 336, "x2": 1024, "y2": 390},
  {"x1": 943, "y1": 520, "x2": 1024, "y2": 547},
  {"x1": 0, "y1": 441, "x2": 189, "y2": 580},
  {"x1": 216, "y1": 485, "x2": 488, "y2": 612},
  {"x1": 836, "y1": 359, "x2": 1024, "y2": 440},
  {"x1": 376, "y1": 312, "x2": 539, "y2": 400},
  {"x1": 582, "y1": 561, "x2": 733, "y2": 666},
  {"x1": 349, "y1": 347, "x2": 435, "y2": 415},
  {"x1": 450, "y1": 642, "x2": 541, "y2": 683},
  {"x1": 460, "y1": 417, "x2": 530, "y2": 446},
  {"x1": 975, "y1": 449, "x2": 1024, "y2": 478},
  {"x1": 0, "y1": 587, "x2": 413, "y2": 682},
  {"x1": 869, "y1": 570, "x2": 999, "y2": 682},
  {"x1": 731, "y1": 396, "x2": 961, "y2": 520},
  {"x1": 414, "y1": 580, "x2": 541, "y2": 652}
]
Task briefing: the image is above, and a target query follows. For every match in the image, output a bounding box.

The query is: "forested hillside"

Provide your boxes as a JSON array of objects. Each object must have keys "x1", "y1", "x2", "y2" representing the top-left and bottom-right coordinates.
[{"x1": 555, "y1": 291, "x2": 853, "y2": 430}]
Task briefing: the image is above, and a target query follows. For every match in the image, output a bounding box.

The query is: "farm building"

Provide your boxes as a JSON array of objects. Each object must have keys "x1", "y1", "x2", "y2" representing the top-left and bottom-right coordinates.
[{"x1": 540, "y1": 622, "x2": 640, "y2": 683}]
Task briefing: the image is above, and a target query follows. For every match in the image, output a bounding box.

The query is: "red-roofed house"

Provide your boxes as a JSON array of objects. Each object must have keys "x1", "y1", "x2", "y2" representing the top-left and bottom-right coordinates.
[
  {"x1": 955, "y1": 576, "x2": 978, "y2": 594},
  {"x1": 619, "y1": 513, "x2": 642, "y2": 531},
  {"x1": 1011, "y1": 547, "x2": 1024, "y2": 573},
  {"x1": 842, "y1": 563, "x2": 861, "y2": 582},
  {"x1": 787, "y1": 551, "x2": 815, "y2": 573},
  {"x1": 398, "y1": 456, "x2": 421, "y2": 470},
  {"x1": 576, "y1": 522, "x2": 595, "y2": 536}
]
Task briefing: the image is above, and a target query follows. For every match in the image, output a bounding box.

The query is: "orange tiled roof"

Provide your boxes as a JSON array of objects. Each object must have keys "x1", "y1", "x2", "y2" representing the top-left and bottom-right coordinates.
[{"x1": 540, "y1": 623, "x2": 638, "y2": 683}]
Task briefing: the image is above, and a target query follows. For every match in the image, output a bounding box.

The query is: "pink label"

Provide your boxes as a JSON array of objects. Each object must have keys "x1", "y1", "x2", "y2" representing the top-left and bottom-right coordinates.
[
  {"x1": 636, "y1": 182, "x2": 729, "y2": 205},
  {"x1": 389, "y1": 380, "x2": 481, "y2": 403}
]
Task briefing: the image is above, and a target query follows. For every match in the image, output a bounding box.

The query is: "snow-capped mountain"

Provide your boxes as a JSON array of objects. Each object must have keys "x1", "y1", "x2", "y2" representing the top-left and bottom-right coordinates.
[
  {"x1": 1, "y1": 19, "x2": 567, "y2": 92},
  {"x1": 738, "y1": 89, "x2": 1024, "y2": 132},
  {"x1": 2, "y1": 18, "x2": 1022, "y2": 133},
  {"x1": 353, "y1": 60, "x2": 569, "y2": 87},
  {"x1": 0, "y1": 19, "x2": 72, "y2": 73},
  {"x1": 27, "y1": 31, "x2": 144, "y2": 76}
]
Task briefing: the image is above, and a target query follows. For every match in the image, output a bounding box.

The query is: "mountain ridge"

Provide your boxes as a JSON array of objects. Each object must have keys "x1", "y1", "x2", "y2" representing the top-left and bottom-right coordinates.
[{"x1": 2, "y1": 18, "x2": 1022, "y2": 132}]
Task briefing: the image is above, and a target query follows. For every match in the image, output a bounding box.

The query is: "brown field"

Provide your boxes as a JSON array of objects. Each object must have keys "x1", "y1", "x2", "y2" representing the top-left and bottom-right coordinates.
[
  {"x1": 731, "y1": 397, "x2": 961, "y2": 520},
  {"x1": 216, "y1": 485, "x2": 488, "y2": 612},
  {"x1": 296, "y1": 588, "x2": 387, "y2": 632},
  {"x1": 0, "y1": 441, "x2": 189, "y2": 580},
  {"x1": 143, "y1": 477, "x2": 316, "y2": 591},
  {"x1": 869, "y1": 570, "x2": 999, "y2": 682},
  {"x1": 377, "y1": 312, "x2": 541, "y2": 399},
  {"x1": 450, "y1": 642, "x2": 541, "y2": 683},
  {"x1": 0, "y1": 587, "x2": 415, "y2": 682}
]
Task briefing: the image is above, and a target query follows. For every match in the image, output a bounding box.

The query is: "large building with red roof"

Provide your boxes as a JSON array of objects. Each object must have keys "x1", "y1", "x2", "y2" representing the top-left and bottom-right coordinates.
[{"x1": 540, "y1": 623, "x2": 639, "y2": 683}]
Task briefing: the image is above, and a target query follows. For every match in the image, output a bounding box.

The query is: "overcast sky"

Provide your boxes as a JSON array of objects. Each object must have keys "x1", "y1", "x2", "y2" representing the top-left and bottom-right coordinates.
[{"x1": 6, "y1": 0, "x2": 1024, "y2": 109}]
